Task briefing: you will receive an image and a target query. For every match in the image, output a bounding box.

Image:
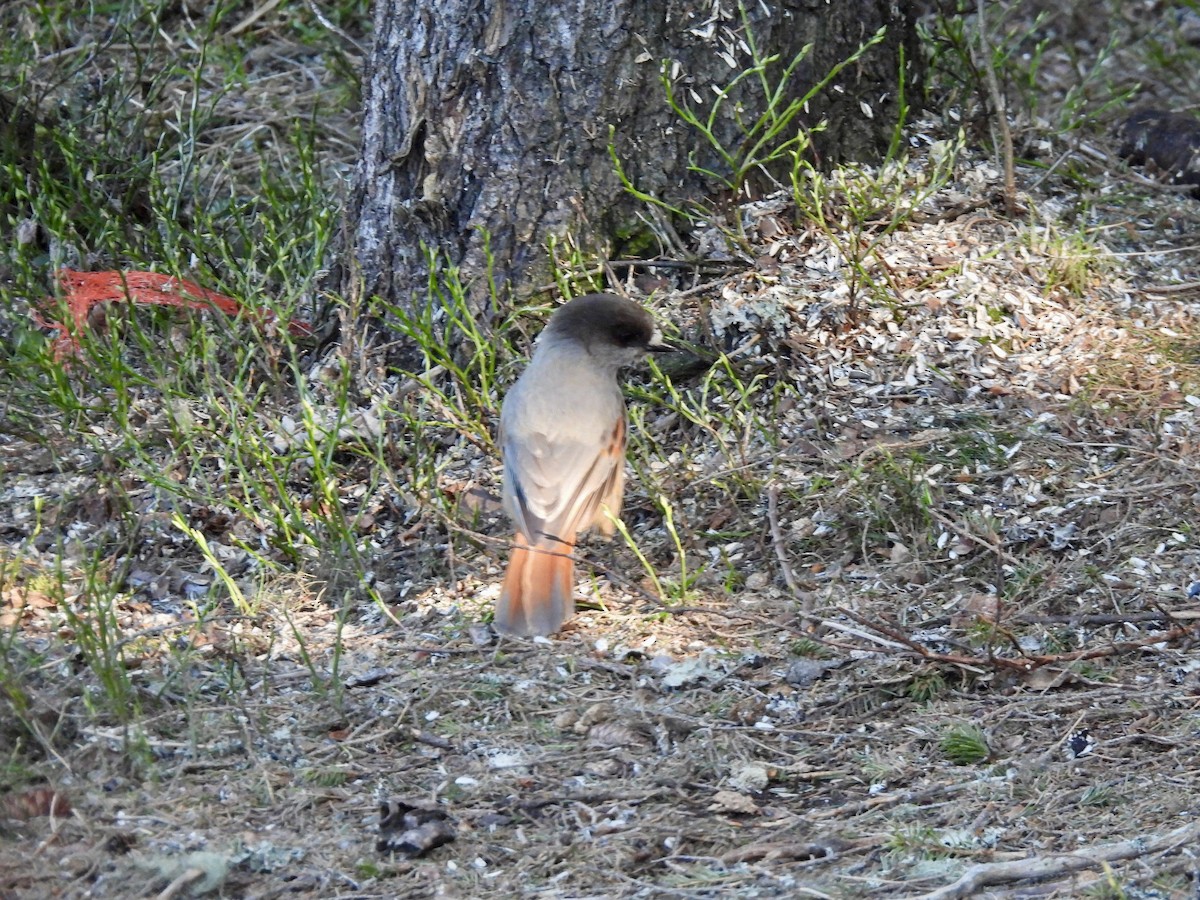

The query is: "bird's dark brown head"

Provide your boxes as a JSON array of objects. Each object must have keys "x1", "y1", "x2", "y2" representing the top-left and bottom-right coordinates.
[{"x1": 544, "y1": 294, "x2": 666, "y2": 362}]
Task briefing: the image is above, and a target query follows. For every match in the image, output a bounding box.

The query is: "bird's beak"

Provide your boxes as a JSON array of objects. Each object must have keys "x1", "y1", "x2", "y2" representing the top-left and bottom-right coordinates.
[{"x1": 647, "y1": 328, "x2": 673, "y2": 352}]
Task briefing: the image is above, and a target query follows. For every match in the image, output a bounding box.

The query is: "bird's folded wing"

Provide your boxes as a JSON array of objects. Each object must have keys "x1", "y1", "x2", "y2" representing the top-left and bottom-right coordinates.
[{"x1": 503, "y1": 424, "x2": 624, "y2": 542}]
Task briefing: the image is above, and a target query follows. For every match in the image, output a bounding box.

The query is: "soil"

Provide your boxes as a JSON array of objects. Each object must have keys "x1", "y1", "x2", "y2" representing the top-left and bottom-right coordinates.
[{"x1": 3, "y1": 3, "x2": 1200, "y2": 898}]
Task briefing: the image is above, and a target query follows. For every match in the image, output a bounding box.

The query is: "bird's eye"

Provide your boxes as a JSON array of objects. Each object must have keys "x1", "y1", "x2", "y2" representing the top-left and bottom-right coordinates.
[{"x1": 612, "y1": 326, "x2": 639, "y2": 346}]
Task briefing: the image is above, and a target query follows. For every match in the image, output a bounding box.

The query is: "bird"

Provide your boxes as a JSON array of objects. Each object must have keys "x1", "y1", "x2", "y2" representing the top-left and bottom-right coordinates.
[{"x1": 494, "y1": 293, "x2": 669, "y2": 637}]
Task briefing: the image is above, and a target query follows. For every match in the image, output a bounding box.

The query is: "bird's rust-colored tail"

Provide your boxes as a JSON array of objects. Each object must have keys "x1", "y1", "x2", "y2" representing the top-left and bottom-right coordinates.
[{"x1": 493, "y1": 533, "x2": 575, "y2": 636}]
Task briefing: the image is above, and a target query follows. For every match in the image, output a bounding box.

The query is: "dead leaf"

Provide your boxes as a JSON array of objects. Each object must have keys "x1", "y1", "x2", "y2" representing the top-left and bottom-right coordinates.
[{"x1": 709, "y1": 790, "x2": 760, "y2": 815}]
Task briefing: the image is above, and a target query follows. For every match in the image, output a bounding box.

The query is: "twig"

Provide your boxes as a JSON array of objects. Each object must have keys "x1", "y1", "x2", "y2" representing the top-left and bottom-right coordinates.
[
  {"x1": 1027, "y1": 145, "x2": 1077, "y2": 191},
  {"x1": 1140, "y1": 281, "x2": 1200, "y2": 295},
  {"x1": 607, "y1": 258, "x2": 746, "y2": 274},
  {"x1": 228, "y1": 0, "x2": 285, "y2": 36},
  {"x1": 155, "y1": 867, "x2": 205, "y2": 900},
  {"x1": 515, "y1": 789, "x2": 671, "y2": 812},
  {"x1": 410, "y1": 729, "x2": 456, "y2": 751},
  {"x1": 722, "y1": 836, "x2": 871, "y2": 864},
  {"x1": 114, "y1": 614, "x2": 254, "y2": 651},
  {"x1": 807, "y1": 778, "x2": 980, "y2": 822},
  {"x1": 974, "y1": 0, "x2": 1019, "y2": 215},
  {"x1": 928, "y1": 506, "x2": 1024, "y2": 569},
  {"x1": 672, "y1": 272, "x2": 746, "y2": 299},
  {"x1": 766, "y1": 483, "x2": 802, "y2": 601},
  {"x1": 652, "y1": 603, "x2": 761, "y2": 622},
  {"x1": 392, "y1": 644, "x2": 515, "y2": 655},
  {"x1": 1015, "y1": 610, "x2": 1200, "y2": 626},
  {"x1": 916, "y1": 818, "x2": 1200, "y2": 900},
  {"x1": 304, "y1": 0, "x2": 366, "y2": 53},
  {"x1": 833, "y1": 606, "x2": 1195, "y2": 674},
  {"x1": 530, "y1": 265, "x2": 605, "y2": 295},
  {"x1": 783, "y1": 615, "x2": 911, "y2": 652}
]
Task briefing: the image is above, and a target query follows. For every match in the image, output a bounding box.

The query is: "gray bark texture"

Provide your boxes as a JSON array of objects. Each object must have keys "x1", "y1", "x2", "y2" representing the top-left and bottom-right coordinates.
[{"x1": 347, "y1": 0, "x2": 920, "y2": 314}]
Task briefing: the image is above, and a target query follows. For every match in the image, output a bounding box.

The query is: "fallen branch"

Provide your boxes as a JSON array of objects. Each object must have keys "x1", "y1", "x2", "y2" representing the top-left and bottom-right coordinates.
[
  {"x1": 916, "y1": 818, "x2": 1200, "y2": 900},
  {"x1": 835, "y1": 606, "x2": 1195, "y2": 674},
  {"x1": 1139, "y1": 280, "x2": 1200, "y2": 295},
  {"x1": 1015, "y1": 609, "x2": 1200, "y2": 626}
]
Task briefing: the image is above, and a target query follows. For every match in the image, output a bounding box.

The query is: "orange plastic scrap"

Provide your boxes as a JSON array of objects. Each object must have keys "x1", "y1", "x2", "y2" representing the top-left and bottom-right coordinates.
[{"x1": 40, "y1": 268, "x2": 313, "y2": 358}]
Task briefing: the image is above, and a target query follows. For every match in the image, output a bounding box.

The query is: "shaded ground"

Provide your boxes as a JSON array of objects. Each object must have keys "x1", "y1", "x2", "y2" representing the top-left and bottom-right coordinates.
[{"x1": 4, "y1": 2, "x2": 1200, "y2": 899}]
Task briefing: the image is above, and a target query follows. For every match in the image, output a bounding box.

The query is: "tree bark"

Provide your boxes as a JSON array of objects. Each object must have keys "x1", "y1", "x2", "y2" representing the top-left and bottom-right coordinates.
[{"x1": 347, "y1": 0, "x2": 920, "y2": 315}]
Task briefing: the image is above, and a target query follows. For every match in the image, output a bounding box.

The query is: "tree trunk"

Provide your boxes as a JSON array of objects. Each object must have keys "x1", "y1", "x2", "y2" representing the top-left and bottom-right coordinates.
[{"x1": 347, "y1": 0, "x2": 920, "y2": 314}]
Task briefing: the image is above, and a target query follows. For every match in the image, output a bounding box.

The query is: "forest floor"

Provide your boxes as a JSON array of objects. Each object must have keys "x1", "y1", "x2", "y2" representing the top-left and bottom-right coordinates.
[{"x1": 3, "y1": 2, "x2": 1200, "y2": 899}]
